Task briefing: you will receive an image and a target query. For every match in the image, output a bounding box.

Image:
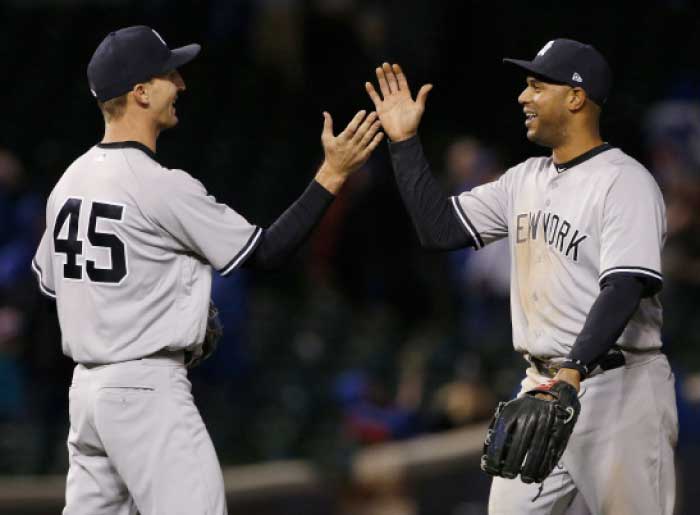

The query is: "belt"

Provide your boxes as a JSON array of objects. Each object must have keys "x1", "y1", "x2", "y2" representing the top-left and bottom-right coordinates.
[
  {"x1": 80, "y1": 349, "x2": 185, "y2": 368},
  {"x1": 141, "y1": 349, "x2": 185, "y2": 364},
  {"x1": 529, "y1": 348, "x2": 626, "y2": 379}
]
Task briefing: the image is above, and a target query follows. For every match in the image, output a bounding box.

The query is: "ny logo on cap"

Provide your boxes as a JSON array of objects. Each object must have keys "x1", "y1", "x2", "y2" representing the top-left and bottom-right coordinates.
[
  {"x1": 537, "y1": 40, "x2": 554, "y2": 57},
  {"x1": 572, "y1": 72, "x2": 583, "y2": 83},
  {"x1": 152, "y1": 29, "x2": 167, "y2": 46}
]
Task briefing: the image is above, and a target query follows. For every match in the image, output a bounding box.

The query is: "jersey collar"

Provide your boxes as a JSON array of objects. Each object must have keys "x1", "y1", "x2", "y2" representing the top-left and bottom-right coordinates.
[
  {"x1": 553, "y1": 143, "x2": 612, "y2": 173},
  {"x1": 97, "y1": 141, "x2": 159, "y2": 162}
]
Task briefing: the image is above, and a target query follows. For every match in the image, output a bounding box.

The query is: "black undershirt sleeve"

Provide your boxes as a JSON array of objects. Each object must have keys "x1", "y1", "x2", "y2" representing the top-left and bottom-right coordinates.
[
  {"x1": 563, "y1": 274, "x2": 651, "y2": 376},
  {"x1": 243, "y1": 179, "x2": 334, "y2": 270},
  {"x1": 388, "y1": 136, "x2": 475, "y2": 250}
]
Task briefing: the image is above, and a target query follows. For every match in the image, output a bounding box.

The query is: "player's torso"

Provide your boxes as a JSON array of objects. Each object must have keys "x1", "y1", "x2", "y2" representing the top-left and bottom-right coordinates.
[
  {"x1": 47, "y1": 146, "x2": 210, "y2": 363},
  {"x1": 507, "y1": 150, "x2": 618, "y2": 358}
]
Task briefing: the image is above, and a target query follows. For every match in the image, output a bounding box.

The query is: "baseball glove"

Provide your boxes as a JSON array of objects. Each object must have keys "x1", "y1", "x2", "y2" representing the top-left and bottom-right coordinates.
[
  {"x1": 186, "y1": 302, "x2": 223, "y2": 368},
  {"x1": 481, "y1": 379, "x2": 580, "y2": 484}
]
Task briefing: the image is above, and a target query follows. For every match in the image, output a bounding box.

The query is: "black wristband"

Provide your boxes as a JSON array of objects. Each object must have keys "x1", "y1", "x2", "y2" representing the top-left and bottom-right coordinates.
[{"x1": 560, "y1": 359, "x2": 590, "y2": 380}]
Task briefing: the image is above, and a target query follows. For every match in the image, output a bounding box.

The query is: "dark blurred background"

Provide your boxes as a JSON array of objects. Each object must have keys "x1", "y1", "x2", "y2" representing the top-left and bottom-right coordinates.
[{"x1": 1, "y1": 1, "x2": 699, "y2": 514}]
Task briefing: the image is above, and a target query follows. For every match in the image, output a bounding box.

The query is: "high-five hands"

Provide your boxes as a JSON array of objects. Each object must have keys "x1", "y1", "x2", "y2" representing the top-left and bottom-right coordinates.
[
  {"x1": 316, "y1": 63, "x2": 431, "y2": 194},
  {"x1": 316, "y1": 110, "x2": 383, "y2": 194},
  {"x1": 365, "y1": 63, "x2": 433, "y2": 142}
]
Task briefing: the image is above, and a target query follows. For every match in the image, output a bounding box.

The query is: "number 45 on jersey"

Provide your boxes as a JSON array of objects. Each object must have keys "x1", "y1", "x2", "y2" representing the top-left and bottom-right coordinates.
[{"x1": 54, "y1": 198, "x2": 128, "y2": 284}]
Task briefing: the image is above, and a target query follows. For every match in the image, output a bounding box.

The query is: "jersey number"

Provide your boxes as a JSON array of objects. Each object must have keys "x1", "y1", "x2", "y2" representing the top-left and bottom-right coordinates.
[{"x1": 53, "y1": 198, "x2": 128, "y2": 283}]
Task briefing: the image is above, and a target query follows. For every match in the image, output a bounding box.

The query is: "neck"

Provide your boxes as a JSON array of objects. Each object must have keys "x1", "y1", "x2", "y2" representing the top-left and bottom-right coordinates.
[
  {"x1": 551, "y1": 128, "x2": 603, "y2": 165},
  {"x1": 102, "y1": 117, "x2": 159, "y2": 153}
]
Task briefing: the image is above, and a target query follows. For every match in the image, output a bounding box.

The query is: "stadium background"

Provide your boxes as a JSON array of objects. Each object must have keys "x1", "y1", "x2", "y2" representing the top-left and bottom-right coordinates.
[{"x1": 1, "y1": 0, "x2": 699, "y2": 513}]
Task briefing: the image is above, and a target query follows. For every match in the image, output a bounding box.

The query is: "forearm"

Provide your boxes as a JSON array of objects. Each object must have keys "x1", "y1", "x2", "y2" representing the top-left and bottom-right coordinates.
[
  {"x1": 561, "y1": 275, "x2": 645, "y2": 380},
  {"x1": 244, "y1": 179, "x2": 334, "y2": 270},
  {"x1": 388, "y1": 136, "x2": 474, "y2": 250}
]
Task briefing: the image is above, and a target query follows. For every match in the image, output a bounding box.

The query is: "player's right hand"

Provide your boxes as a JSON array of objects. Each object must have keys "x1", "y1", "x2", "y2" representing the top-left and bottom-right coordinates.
[
  {"x1": 316, "y1": 110, "x2": 383, "y2": 194},
  {"x1": 365, "y1": 63, "x2": 433, "y2": 143}
]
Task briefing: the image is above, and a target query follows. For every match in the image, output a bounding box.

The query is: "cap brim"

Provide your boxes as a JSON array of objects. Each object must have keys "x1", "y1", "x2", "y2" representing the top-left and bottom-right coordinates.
[
  {"x1": 502, "y1": 58, "x2": 567, "y2": 85},
  {"x1": 163, "y1": 43, "x2": 201, "y2": 72}
]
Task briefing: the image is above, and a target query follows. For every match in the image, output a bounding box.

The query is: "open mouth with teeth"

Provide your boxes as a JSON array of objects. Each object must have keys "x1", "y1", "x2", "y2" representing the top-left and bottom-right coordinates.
[{"x1": 524, "y1": 112, "x2": 537, "y2": 127}]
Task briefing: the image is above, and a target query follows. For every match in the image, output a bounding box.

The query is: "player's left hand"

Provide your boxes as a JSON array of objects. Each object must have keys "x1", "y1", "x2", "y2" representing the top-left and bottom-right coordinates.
[
  {"x1": 186, "y1": 302, "x2": 223, "y2": 368},
  {"x1": 316, "y1": 110, "x2": 383, "y2": 194},
  {"x1": 365, "y1": 62, "x2": 433, "y2": 143},
  {"x1": 481, "y1": 380, "x2": 581, "y2": 484}
]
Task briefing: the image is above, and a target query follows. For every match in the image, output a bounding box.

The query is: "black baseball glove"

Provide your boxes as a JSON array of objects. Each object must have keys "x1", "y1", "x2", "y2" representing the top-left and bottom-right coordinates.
[
  {"x1": 481, "y1": 380, "x2": 580, "y2": 484},
  {"x1": 186, "y1": 302, "x2": 223, "y2": 368}
]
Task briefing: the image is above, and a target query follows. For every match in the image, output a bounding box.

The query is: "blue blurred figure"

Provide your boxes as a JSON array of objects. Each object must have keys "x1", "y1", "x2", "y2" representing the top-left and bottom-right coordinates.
[{"x1": 0, "y1": 149, "x2": 41, "y2": 293}]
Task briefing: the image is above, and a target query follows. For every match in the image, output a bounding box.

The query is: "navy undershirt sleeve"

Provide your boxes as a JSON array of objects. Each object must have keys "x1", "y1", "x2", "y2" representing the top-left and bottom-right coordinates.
[
  {"x1": 244, "y1": 179, "x2": 334, "y2": 270},
  {"x1": 388, "y1": 136, "x2": 475, "y2": 250},
  {"x1": 564, "y1": 274, "x2": 655, "y2": 375}
]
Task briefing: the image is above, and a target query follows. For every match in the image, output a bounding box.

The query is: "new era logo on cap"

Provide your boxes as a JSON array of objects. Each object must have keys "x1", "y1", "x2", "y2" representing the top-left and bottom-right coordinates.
[{"x1": 572, "y1": 72, "x2": 583, "y2": 83}]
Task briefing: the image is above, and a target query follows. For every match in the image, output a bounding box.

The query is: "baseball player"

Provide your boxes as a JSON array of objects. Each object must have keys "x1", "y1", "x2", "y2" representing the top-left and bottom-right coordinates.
[
  {"x1": 365, "y1": 40, "x2": 677, "y2": 514},
  {"x1": 31, "y1": 26, "x2": 383, "y2": 515}
]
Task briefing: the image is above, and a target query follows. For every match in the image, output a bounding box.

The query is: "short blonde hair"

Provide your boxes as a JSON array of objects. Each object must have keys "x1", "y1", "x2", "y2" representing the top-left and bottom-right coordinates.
[{"x1": 97, "y1": 93, "x2": 128, "y2": 122}]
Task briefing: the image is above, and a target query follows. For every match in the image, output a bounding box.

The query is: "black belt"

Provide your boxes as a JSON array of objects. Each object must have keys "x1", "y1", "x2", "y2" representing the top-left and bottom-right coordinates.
[{"x1": 530, "y1": 349, "x2": 626, "y2": 378}]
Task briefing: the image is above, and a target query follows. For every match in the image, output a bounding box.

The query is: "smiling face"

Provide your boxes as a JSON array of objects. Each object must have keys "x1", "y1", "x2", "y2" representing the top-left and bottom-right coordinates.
[
  {"x1": 518, "y1": 76, "x2": 574, "y2": 148},
  {"x1": 145, "y1": 69, "x2": 186, "y2": 131}
]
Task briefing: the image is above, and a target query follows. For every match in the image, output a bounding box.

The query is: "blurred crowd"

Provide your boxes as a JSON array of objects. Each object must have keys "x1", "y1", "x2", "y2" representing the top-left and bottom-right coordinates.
[{"x1": 0, "y1": 0, "x2": 699, "y2": 481}]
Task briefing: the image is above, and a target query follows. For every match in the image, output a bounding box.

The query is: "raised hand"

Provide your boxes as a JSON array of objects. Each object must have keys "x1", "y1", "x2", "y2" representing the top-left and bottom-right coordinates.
[
  {"x1": 365, "y1": 63, "x2": 432, "y2": 142},
  {"x1": 316, "y1": 110, "x2": 383, "y2": 194}
]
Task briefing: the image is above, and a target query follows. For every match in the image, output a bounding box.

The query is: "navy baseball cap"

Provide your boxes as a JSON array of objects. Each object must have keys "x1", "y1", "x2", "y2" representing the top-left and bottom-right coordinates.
[
  {"x1": 503, "y1": 39, "x2": 612, "y2": 105},
  {"x1": 87, "y1": 26, "x2": 201, "y2": 102}
]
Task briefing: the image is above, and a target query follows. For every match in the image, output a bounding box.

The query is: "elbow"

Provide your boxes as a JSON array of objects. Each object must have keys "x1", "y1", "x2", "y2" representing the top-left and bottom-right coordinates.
[
  {"x1": 249, "y1": 255, "x2": 286, "y2": 271},
  {"x1": 419, "y1": 240, "x2": 443, "y2": 252},
  {"x1": 417, "y1": 231, "x2": 451, "y2": 251},
  {"x1": 243, "y1": 250, "x2": 283, "y2": 271}
]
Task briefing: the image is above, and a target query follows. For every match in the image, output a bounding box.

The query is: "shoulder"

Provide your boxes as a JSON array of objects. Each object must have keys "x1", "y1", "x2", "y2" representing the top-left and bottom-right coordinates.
[
  {"x1": 60, "y1": 146, "x2": 99, "y2": 178},
  {"x1": 120, "y1": 150, "x2": 204, "y2": 193},
  {"x1": 119, "y1": 147, "x2": 168, "y2": 178},
  {"x1": 498, "y1": 155, "x2": 552, "y2": 184},
  {"x1": 149, "y1": 166, "x2": 207, "y2": 196},
  {"x1": 603, "y1": 148, "x2": 662, "y2": 197},
  {"x1": 137, "y1": 165, "x2": 210, "y2": 227},
  {"x1": 469, "y1": 156, "x2": 551, "y2": 193},
  {"x1": 510, "y1": 155, "x2": 552, "y2": 176},
  {"x1": 48, "y1": 147, "x2": 98, "y2": 201}
]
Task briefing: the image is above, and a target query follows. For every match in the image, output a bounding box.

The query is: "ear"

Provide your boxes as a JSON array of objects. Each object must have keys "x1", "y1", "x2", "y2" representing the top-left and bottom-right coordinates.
[
  {"x1": 132, "y1": 83, "x2": 150, "y2": 107},
  {"x1": 568, "y1": 87, "x2": 587, "y2": 112}
]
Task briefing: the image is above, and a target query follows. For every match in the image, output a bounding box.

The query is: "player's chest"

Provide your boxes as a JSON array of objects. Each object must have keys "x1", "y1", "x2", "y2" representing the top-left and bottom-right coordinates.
[{"x1": 509, "y1": 171, "x2": 603, "y2": 263}]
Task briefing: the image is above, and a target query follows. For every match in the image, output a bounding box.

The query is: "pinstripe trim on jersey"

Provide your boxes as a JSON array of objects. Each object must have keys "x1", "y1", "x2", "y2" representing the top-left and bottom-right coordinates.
[
  {"x1": 31, "y1": 259, "x2": 56, "y2": 299},
  {"x1": 219, "y1": 226, "x2": 263, "y2": 276},
  {"x1": 599, "y1": 266, "x2": 663, "y2": 284},
  {"x1": 449, "y1": 196, "x2": 484, "y2": 249}
]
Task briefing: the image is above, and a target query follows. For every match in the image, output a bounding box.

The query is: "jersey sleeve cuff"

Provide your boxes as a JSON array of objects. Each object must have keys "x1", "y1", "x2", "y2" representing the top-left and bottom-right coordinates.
[
  {"x1": 599, "y1": 266, "x2": 663, "y2": 296},
  {"x1": 449, "y1": 196, "x2": 484, "y2": 249},
  {"x1": 31, "y1": 259, "x2": 56, "y2": 299},
  {"x1": 218, "y1": 227, "x2": 263, "y2": 276}
]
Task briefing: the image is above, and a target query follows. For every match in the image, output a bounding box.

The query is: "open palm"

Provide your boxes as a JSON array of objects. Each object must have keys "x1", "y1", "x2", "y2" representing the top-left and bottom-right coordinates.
[{"x1": 365, "y1": 63, "x2": 432, "y2": 142}]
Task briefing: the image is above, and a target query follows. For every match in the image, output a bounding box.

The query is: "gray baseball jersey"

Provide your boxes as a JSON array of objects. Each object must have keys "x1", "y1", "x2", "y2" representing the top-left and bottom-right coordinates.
[
  {"x1": 32, "y1": 142, "x2": 261, "y2": 364},
  {"x1": 450, "y1": 146, "x2": 665, "y2": 359}
]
